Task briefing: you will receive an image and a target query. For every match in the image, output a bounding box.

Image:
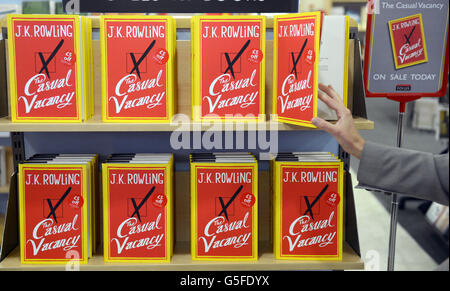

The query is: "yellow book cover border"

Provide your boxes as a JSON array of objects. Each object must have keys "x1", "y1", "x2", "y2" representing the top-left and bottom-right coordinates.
[{"x1": 343, "y1": 16, "x2": 350, "y2": 108}]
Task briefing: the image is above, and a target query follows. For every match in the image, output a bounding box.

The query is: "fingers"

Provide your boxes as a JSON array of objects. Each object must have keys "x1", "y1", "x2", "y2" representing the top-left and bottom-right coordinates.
[
  {"x1": 319, "y1": 83, "x2": 341, "y2": 101},
  {"x1": 318, "y1": 83, "x2": 348, "y2": 116},
  {"x1": 311, "y1": 117, "x2": 338, "y2": 135},
  {"x1": 318, "y1": 90, "x2": 340, "y2": 112}
]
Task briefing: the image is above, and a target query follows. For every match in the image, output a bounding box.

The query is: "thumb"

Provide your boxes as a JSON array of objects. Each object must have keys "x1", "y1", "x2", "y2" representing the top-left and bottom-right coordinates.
[{"x1": 312, "y1": 117, "x2": 337, "y2": 135}]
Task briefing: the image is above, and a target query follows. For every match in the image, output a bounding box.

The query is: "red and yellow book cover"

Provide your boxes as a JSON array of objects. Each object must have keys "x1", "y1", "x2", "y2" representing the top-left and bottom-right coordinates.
[
  {"x1": 191, "y1": 16, "x2": 265, "y2": 122},
  {"x1": 273, "y1": 162, "x2": 343, "y2": 260},
  {"x1": 18, "y1": 164, "x2": 89, "y2": 264},
  {"x1": 100, "y1": 16, "x2": 176, "y2": 123},
  {"x1": 388, "y1": 14, "x2": 428, "y2": 70},
  {"x1": 273, "y1": 12, "x2": 322, "y2": 128},
  {"x1": 7, "y1": 15, "x2": 89, "y2": 123},
  {"x1": 190, "y1": 162, "x2": 258, "y2": 261},
  {"x1": 102, "y1": 163, "x2": 173, "y2": 262}
]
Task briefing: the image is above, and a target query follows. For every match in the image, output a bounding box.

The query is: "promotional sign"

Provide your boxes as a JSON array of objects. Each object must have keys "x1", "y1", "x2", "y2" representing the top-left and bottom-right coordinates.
[
  {"x1": 102, "y1": 163, "x2": 173, "y2": 262},
  {"x1": 364, "y1": 0, "x2": 449, "y2": 99},
  {"x1": 18, "y1": 164, "x2": 90, "y2": 264},
  {"x1": 100, "y1": 16, "x2": 176, "y2": 123},
  {"x1": 7, "y1": 15, "x2": 93, "y2": 122},
  {"x1": 62, "y1": 0, "x2": 299, "y2": 13},
  {"x1": 190, "y1": 162, "x2": 258, "y2": 261},
  {"x1": 191, "y1": 16, "x2": 266, "y2": 122},
  {"x1": 273, "y1": 12, "x2": 322, "y2": 127},
  {"x1": 272, "y1": 159, "x2": 343, "y2": 260}
]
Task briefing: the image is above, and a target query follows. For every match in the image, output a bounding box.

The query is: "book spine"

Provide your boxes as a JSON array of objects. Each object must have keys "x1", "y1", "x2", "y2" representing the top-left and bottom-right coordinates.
[{"x1": 191, "y1": 16, "x2": 199, "y2": 121}]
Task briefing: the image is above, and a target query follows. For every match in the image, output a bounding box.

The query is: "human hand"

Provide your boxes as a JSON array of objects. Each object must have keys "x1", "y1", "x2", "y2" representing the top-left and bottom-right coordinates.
[{"x1": 312, "y1": 83, "x2": 366, "y2": 159}]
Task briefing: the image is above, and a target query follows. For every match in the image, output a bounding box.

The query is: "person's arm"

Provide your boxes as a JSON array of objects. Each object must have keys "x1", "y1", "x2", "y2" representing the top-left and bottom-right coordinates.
[
  {"x1": 358, "y1": 141, "x2": 449, "y2": 206},
  {"x1": 312, "y1": 84, "x2": 449, "y2": 206}
]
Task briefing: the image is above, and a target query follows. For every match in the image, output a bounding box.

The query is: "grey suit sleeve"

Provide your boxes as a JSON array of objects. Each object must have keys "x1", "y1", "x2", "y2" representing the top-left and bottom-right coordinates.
[{"x1": 357, "y1": 141, "x2": 449, "y2": 206}]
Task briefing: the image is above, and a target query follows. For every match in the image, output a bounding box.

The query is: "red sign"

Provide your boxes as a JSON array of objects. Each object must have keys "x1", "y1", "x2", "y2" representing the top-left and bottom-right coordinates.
[
  {"x1": 104, "y1": 167, "x2": 169, "y2": 261},
  {"x1": 192, "y1": 165, "x2": 257, "y2": 260}
]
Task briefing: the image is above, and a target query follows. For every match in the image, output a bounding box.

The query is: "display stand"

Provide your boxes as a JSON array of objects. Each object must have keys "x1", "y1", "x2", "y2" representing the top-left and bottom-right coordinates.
[
  {"x1": 386, "y1": 98, "x2": 420, "y2": 271},
  {"x1": 363, "y1": 0, "x2": 449, "y2": 271},
  {"x1": 0, "y1": 16, "x2": 373, "y2": 271}
]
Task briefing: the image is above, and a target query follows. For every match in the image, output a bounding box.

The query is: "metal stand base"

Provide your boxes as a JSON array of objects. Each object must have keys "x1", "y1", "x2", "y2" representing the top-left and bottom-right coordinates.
[{"x1": 387, "y1": 107, "x2": 406, "y2": 271}]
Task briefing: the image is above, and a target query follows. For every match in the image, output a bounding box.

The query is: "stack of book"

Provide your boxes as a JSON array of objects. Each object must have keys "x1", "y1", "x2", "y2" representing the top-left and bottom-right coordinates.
[
  {"x1": 102, "y1": 153, "x2": 174, "y2": 263},
  {"x1": 100, "y1": 16, "x2": 177, "y2": 123},
  {"x1": 271, "y1": 152, "x2": 344, "y2": 261},
  {"x1": 190, "y1": 152, "x2": 258, "y2": 261},
  {"x1": 191, "y1": 16, "x2": 266, "y2": 122},
  {"x1": 18, "y1": 154, "x2": 98, "y2": 264},
  {"x1": 7, "y1": 15, "x2": 94, "y2": 123}
]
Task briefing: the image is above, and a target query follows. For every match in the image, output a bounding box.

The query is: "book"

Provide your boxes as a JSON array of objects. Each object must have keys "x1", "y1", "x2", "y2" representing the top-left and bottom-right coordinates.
[
  {"x1": 388, "y1": 14, "x2": 428, "y2": 70},
  {"x1": 191, "y1": 16, "x2": 266, "y2": 122},
  {"x1": 271, "y1": 153, "x2": 343, "y2": 260},
  {"x1": 18, "y1": 154, "x2": 98, "y2": 264},
  {"x1": 317, "y1": 16, "x2": 350, "y2": 121},
  {"x1": 23, "y1": 154, "x2": 99, "y2": 257},
  {"x1": 100, "y1": 16, "x2": 176, "y2": 123},
  {"x1": 273, "y1": 12, "x2": 322, "y2": 127},
  {"x1": 190, "y1": 153, "x2": 258, "y2": 261},
  {"x1": 47, "y1": 155, "x2": 98, "y2": 255},
  {"x1": 7, "y1": 14, "x2": 93, "y2": 123},
  {"x1": 102, "y1": 154, "x2": 174, "y2": 262}
]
